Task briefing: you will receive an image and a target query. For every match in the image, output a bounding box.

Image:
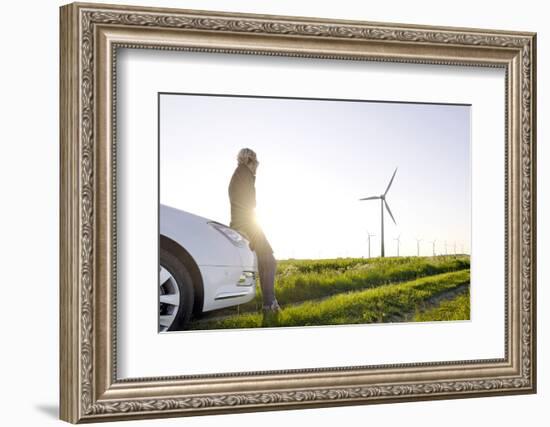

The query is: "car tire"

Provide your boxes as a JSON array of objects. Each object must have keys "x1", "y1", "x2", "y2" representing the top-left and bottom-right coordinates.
[{"x1": 159, "y1": 247, "x2": 195, "y2": 331}]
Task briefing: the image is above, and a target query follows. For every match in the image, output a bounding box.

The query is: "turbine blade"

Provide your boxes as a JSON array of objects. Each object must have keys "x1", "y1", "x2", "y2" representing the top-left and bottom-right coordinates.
[
  {"x1": 384, "y1": 167, "x2": 398, "y2": 196},
  {"x1": 359, "y1": 196, "x2": 380, "y2": 201},
  {"x1": 384, "y1": 200, "x2": 397, "y2": 225}
]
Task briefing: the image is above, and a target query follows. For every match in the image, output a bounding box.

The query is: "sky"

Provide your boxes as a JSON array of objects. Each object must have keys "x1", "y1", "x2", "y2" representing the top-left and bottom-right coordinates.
[{"x1": 160, "y1": 93, "x2": 471, "y2": 260}]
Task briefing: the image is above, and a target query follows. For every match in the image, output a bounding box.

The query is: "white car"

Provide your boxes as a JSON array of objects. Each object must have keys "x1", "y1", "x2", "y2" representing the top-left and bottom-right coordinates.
[{"x1": 159, "y1": 204, "x2": 258, "y2": 331}]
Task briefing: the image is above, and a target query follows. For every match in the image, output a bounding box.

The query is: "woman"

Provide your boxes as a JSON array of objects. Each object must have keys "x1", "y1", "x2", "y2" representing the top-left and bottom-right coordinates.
[{"x1": 228, "y1": 148, "x2": 281, "y2": 314}]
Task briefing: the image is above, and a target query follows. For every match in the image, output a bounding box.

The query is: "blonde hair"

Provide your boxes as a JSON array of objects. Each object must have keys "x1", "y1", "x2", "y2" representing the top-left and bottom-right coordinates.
[{"x1": 237, "y1": 148, "x2": 257, "y2": 166}]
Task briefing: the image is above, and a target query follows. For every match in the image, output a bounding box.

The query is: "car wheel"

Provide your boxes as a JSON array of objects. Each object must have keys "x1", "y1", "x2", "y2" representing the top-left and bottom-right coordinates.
[{"x1": 159, "y1": 247, "x2": 194, "y2": 331}]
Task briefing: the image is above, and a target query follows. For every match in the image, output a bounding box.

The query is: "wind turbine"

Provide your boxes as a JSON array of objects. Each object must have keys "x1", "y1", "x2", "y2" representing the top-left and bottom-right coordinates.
[
  {"x1": 394, "y1": 234, "x2": 401, "y2": 257},
  {"x1": 430, "y1": 239, "x2": 437, "y2": 257},
  {"x1": 359, "y1": 168, "x2": 398, "y2": 258},
  {"x1": 415, "y1": 238, "x2": 422, "y2": 257},
  {"x1": 444, "y1": 241, "x2": 448, "y2": 256},
  {"x1": 366, "y1": 231, "x2": 376, "y2": 258},
  {"x1": 453, "y1": 241, "x2": 457, "y2": 255}
]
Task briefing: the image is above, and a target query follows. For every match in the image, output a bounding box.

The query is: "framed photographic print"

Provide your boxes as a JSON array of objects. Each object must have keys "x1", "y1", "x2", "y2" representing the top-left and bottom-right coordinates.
[{"x1": 59, "y1": 2, "x2": 537, "y2": 423}]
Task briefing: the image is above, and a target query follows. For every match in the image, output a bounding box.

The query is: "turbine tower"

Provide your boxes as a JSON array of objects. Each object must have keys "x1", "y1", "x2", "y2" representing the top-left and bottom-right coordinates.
[
  {"x1": 394, "y1": 234, "x2": 401, "y2": 257},
  {"x1": 430, "y1": 240, "x2": 436, "y2": 257},
  {"x1": 415, "y1": 238, "x2": 422, "y2": 257},
  {"x1": 367, "y1": 231, "x2": 376, "y2": 258},
  {"x1": 359, "y1": 168, "x2": 398, "y2": 258}
]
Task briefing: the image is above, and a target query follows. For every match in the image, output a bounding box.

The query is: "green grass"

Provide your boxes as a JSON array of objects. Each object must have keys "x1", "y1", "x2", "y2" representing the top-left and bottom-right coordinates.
[
  {"x1": 239, "y1": 255, "x2": 470, "y2": 311},
  {"x1": 413, "y1": 289, "x2": 471, "y2": 322},
  {"x1": 276, "y1": 255, "x2": 469, "y2": 275},
  {"x1": 190, "y1": 269, "x2": 470, "y2": 330}
]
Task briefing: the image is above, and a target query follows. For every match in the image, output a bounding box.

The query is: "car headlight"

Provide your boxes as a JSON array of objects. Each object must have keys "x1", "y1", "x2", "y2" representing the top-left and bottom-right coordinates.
[{"x1": 208, "y1": 222, "x2": 248, "y2": 248}]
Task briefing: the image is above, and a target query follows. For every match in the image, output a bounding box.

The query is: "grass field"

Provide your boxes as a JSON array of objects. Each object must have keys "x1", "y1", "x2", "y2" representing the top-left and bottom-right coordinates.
[
  {"x1": 414, "y1": 288, "x2": 470, "y2": 322},
  {"x1": 190, "y1": 255, "x2": 471, "y2": 330}
]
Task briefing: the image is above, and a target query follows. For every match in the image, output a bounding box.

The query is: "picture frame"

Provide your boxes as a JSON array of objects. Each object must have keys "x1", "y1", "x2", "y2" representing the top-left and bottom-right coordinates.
[{"x1": 59, "y1": 2, "x2": 537, "y2": 423}]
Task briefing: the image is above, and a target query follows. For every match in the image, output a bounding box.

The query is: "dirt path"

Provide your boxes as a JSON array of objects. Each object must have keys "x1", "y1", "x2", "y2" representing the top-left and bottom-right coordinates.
[
  {"x1": 191, "y1": 282, "x2": 470, "y2": 326},
  {"x1": 387, "y1": 282, "x2": 470, "y2": 323}
]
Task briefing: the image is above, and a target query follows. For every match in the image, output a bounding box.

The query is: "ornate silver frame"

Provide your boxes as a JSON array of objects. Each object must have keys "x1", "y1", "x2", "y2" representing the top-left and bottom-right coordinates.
[{"x1": 59, "y1": 2, "x2": 537, "y2": 423}]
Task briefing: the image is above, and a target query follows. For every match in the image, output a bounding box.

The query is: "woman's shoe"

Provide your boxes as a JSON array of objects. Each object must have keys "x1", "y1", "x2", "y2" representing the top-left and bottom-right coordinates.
[
  {"x1": 261, "y1": 300, "x2": 281, "y2": 327},
  {"x1": 262, "y1": 300, "x2": 282, "y2": 313}
]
